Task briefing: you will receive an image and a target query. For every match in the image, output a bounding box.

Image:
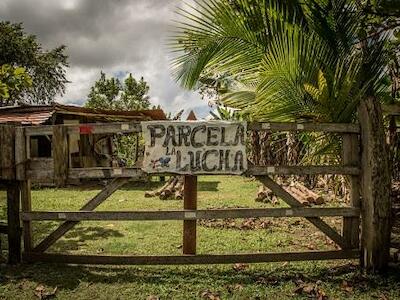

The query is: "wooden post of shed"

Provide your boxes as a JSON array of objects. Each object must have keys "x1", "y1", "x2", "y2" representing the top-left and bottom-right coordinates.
[
  {"x1": 0, "y1": 124, "x2": 22, "y2": 264},
  {"x1": 358, "y1": 97, "x2": 392, "y2": 272},
  {"x1": 15, "y1": 126, "x2": 33, "y2": 253},
  {"x1": 183, "y1": 111, "x2": 197, "y2": 255},
  {"x1": 53, "y1": 125, "x2": 69, "y2": 186}
]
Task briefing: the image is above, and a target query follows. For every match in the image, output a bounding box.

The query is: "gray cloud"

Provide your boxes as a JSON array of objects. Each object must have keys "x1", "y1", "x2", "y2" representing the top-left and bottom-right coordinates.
[{"x1": 0, "y1": 0, "x2": 209, "y2": 118}]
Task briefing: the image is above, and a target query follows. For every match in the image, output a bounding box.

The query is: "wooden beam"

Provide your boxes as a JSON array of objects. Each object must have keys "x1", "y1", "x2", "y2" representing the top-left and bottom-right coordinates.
[
  {"x1": 68, "y1": 167, "x2": 146, "y2": 179},
  {"x1": 257, "y1": 176, "x2": 347, "y2": 249},
  {"x1": 0, "y1": 125, "x2": 16, "y2": 180},
  {"x1": 248, "y1": 122, "x2": 360, "y2": 133},
  {"x1": 342, "y1": 134, "x2": 361, "y2": 249},
  {"x1": 21, "y1": 180, "x2": 33, "y2": 252},
  {"x1": 24, "y1": 122, "x2": 142, "y2": 136},
  {"x1": 183, "y1": 111, "x2": 197, "y2": 255},
  {"x1": 15, "y1": 127, "x2": 26, "y2": 181},
  {"x1": 52, "y1": 125, "x2": 68, "y2": 186},
  {"x1": 22, "y1": 207, "x2": 360, "y2": 221},
  {"x1": 33, "y1": 178, "x2": 129, "y2": 252},
  {"x1": 248, "y1": 165, "x2": 360, "y2": 176},
  {"x1": 23, "y1": 249, "x2": 359, "y2": 265},
  {"x1": 381, "y1": 103, "x2": 400, "y2": 116},
  {"x1": 7, "y1": 181, "x2": 21, "y2": 264},
  {"x1": 23, "y1": 121, "x2": 359, "y2": 137}
]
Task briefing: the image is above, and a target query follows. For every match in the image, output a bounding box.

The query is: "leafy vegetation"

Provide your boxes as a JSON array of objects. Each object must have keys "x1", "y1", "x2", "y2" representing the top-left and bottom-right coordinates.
[
  {"x1": 85, "y1": 72, "x2": 152, "y2": 166},
  {"x1": 170, "y1": 0, "x2": 388, "y2": 123},
  {"x1": 0, "y1": 21, "x2": 68, "y2": 106},
  {"x1": 0, "y1": 64, "x2": 32, "y2": 104},
  {"x1": 85, "y1": 72, "x2": 151, "y2": 111}
]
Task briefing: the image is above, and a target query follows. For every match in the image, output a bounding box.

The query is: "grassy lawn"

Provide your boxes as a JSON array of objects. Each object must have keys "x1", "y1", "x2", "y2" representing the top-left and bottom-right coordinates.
[{"x1": 0, "y1": 176, "x2": 399, "y2": 299}]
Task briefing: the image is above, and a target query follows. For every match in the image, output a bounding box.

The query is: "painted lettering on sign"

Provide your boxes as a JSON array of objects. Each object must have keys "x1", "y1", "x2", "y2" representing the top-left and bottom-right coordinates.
[{"x1": 142, "y1": 121, "x2": 247, "y2": 174}]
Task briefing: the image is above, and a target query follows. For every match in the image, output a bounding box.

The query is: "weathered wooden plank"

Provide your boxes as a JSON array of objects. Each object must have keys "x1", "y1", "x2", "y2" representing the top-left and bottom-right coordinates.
[
  {"x1": 26, "y1": 169, "x2": 54, "y2": 182},
  {"x1": 381, "y1": 103, "x2": 400, "y2": 116},
  {"x1": 248, "y1": 165, "x2": 360, "y2": 176},
  {"x1": 257, "y1": 176, "x2": 347, "y2": 249},
  {"x1": 23, "y1": 249, "x2": 360, "y2": 265},
  {"x1": 183, "y1": 175, "x2": 197, "y2": 255},
  {"x1": 33, "y1": 178, "x2": 129, "y2": 252},
  {"x1": 66, "y1": 122, "x2": 142, "y2": 135},
  {"x1": 64, "y1": 165, "x2": 360, "y2": 179},
  {"x1": 1, "y1": 125, "x2": 16, "y2": 180},
  {"x1": 24, "y1": 122, "x2": 358, "y2": 137},
  {"x1": 21, "y1": 207, "x2": 360, "y2": 221},
  {"x1": 15, "y1": 127, "x2": 26, "y2": 180},
  {"x1": 68, "y1": 167, "x2": 146, "y2": 179},
  {"x1": 24, "y1": 122, "x2": 142, "y2": 136},
  {"x1": 21, "y1": 180, "x2": 33, "y2": 252},
  {"x1": 53, "y1": 125, "x2": 68, "y2": 186},
  {"x1": 249, "y1": 122, "x2": 360, "y2": 133},
  {"x1": 342, "y1": 134, "x2": 361, "y2": 249},
  {"x1": 7, "y1": 181, "x2": 21, "y2": 264}
]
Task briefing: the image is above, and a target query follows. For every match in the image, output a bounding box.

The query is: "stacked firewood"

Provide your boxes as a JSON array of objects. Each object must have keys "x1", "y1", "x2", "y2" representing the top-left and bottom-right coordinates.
[
  {"x1": 255, "y1": 185, "x2": 279, "y2": 204},
  {"x1": 255, "y1": 181, "x2": 325, "y2": 206},
  {"x1": 145, "y1": 176, "x2": 184, "y2": 200}
]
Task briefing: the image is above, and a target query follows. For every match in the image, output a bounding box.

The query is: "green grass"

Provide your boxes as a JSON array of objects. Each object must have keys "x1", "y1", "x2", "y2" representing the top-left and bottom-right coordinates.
[{"x1": 0, "y1": 176, "x2": 399, "y2": 300}]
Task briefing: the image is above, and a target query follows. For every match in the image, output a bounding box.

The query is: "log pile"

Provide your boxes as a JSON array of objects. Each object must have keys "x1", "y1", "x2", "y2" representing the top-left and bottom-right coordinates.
[
  {"x1": 255, "y1": 185, "x2": 279, "y2": 204},
  {"x1": 255, "y1": 181, "x2": 325, "y2": 206},
  {"x1": 145, "y1": 176, "x2": 184, "y2": 200}
]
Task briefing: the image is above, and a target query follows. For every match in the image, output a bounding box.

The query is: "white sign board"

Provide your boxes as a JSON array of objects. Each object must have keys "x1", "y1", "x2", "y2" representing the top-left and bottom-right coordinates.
[{"x1": 142, "y1": 121, "x2": 247, "y2": 175}]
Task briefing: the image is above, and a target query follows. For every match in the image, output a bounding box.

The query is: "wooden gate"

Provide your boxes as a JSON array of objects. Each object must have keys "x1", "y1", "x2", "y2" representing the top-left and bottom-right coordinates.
[{"x1": 2, "y1": 121, "x2": 361, "y2": 265}]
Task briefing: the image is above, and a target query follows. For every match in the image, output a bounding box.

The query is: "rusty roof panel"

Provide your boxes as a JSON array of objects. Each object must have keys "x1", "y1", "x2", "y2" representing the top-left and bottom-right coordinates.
[
  {"x1": 0, "y1": 103, "x2": 167, "y2": 124},
  {"x1": 0, "y1": 111, "x2": 54, "y2": 125}
]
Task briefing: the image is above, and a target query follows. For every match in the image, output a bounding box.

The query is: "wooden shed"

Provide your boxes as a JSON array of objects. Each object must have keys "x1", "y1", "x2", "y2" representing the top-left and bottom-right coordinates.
[{"x1": 0, "y1": 103, "x2": 166, "y2": 182}]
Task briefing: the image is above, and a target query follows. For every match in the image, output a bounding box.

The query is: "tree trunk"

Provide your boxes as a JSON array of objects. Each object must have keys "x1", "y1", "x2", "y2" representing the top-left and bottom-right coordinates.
[{"x1": 358, "y1": 96, "x2": 392, "y2": 272}]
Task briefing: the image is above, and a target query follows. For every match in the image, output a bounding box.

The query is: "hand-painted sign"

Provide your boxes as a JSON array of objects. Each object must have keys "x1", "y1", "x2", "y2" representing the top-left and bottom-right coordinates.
[{"x1": 142, "y1": 121, "x2": 247, "y2": 174}]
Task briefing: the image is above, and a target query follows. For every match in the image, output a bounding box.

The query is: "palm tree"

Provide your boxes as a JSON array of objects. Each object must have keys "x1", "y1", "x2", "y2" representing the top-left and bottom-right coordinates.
[
  {"x1": 170, "y1": 0, "x2": 390, "y2": 167},
  {"x1": 170, "y1": 0, "x2": 387, "y2": 123}
]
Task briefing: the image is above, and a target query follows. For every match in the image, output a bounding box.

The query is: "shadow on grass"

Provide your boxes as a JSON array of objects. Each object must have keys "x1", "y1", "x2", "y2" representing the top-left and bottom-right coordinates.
[
  {"x1": 32, "y1": 221, "x2": 124, "y2": 252},
  {"x1": 1, "y1": 262, "x2": 400, "y2": 296}
]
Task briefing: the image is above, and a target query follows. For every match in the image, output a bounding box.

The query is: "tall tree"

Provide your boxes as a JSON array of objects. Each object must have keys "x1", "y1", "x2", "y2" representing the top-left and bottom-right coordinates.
[
  {"x1": 85, "y1": 72, "x2": 150, "y2": 110},
  {"x1": 0, "y1": 65, "x2": 32, "y2": 106},
  {"x1": 0, "y1": 21, "x2": 68, "y2": 106}
]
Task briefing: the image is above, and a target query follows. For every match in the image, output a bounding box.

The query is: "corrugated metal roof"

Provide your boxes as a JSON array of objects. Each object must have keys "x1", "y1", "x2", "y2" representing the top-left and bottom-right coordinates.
[
  {"x1": 0, "y1": 110, "x2": 54, "y2": 125},
  {"x1": 0, "y1": 103, "x2": 166, "y2": 125}
]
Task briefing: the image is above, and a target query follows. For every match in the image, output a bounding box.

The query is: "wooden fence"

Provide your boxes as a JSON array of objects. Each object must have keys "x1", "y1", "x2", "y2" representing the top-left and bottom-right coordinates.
[{"x1": 0, "y1": 120, "x2": 389, "y2": 271}]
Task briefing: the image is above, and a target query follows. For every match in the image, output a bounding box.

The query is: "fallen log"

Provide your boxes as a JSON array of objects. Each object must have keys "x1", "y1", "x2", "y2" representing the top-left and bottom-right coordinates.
[
  {"x1": 255, "y1": 185, "x2": 279, "y2": 204},
  {"x1": 294, "y1": 182, "x2": 325, "y2": 205},
  {"x1": 285, "y1": 186, "x2": 310, "y2": 206},
  {"x1": 145, "y1": 176, "x2": 184, "y2": 200}
]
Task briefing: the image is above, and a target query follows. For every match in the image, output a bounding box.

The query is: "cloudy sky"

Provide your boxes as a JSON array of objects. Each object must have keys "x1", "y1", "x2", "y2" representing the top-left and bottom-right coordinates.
[{"x1": 0, "y1": 0, "x2": 211, "y2": 118}]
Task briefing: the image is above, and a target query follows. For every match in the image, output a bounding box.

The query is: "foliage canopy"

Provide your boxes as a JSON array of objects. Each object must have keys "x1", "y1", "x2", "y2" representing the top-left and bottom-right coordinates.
[
  {"x1": 0, "y1": 21, "x2": 68, "y2": 105},
  {"x1": 170, "y1": 0, "x2": 390, "y2": 123},
  {"x1": 85, "y1": 72, "x2": 151, "y2": 111}
]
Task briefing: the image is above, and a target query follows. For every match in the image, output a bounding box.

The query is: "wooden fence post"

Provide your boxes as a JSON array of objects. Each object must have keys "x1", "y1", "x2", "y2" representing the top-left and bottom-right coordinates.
[
  {"x1": 183, "y1": 111, "x2": 197, "y2": 255},
  {"x1": 342, "y1": 134, "x2": 361, "y2": 249},
  {"x1": 7, "y1": 181, "x2": 21, "y2": 264},
  {"x1": 1, "y1": 124, "x2": 22, "y2": 264},
  {"x1": 358, "y1": 97, "x2": 391, "y2": 272}
]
